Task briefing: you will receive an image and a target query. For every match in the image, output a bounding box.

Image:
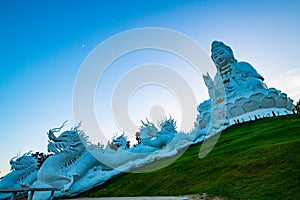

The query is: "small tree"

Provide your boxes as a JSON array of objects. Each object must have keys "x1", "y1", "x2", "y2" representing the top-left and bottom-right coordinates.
[
  {"x1": 126, "y1": 141, "x2": 130, "y2": 148},
  {"x1": 294, "y1": 99, "x2": 300, "y2": 114},
  {"x1": 135, "y1": 132, "x2": 141, "y2": 144},
  {"x1": 31, "y1": 151, "x2": 51, "y2": 168}
]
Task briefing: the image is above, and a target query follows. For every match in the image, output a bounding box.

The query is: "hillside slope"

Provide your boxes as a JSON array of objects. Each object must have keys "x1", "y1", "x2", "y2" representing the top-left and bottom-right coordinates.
[{"x1": 77, "y1": 114, "x2": 300, "y2": 199}]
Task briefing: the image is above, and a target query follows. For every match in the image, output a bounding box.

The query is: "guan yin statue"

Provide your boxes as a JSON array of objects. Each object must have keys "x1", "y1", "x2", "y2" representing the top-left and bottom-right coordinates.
[
  {"x1": 0, "y1": 41, "x2": 294, "y2": 199},
  {"x1": 194, "y1": 41, "x2": 294, "y2": 140}
]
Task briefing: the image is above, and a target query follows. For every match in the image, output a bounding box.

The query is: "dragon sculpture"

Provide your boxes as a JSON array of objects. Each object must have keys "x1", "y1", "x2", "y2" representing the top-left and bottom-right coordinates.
[
  {"x1": 92, "y1": 119, "x2": 169, "y2": 169},
  {"x1": 32, "y1": 118, "x2": 190, "y2": 199},
  {"x1": 0, "y1": 152, "x2": 39, "y2": 199},
  {"x1": 32, "y1": 121, "x2": 104, "y2": 197},
  {"x1": 129, "y1": 117, "x2": 191, "y2": 159},
  {"x1": 138, "y1": 118, "x2": 176, "y2": 149},
  {"x1": 109, "y1": 133, "x2": 129, "y2": 151}
]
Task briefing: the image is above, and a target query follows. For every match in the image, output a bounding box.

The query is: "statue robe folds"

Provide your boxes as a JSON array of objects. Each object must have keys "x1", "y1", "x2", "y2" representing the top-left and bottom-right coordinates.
[{"x1": 213, "y1": 61, "x2": 267, "y2": 99}]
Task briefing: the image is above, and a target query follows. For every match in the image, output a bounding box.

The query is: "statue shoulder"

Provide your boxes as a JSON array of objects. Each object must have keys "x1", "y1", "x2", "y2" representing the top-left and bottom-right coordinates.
[
  {"x1": 236, "y1": 61, "x2": 254, "y2": 70},
  {"x1": 236, "y1": 61, "x2": 264, "y2": 80}
]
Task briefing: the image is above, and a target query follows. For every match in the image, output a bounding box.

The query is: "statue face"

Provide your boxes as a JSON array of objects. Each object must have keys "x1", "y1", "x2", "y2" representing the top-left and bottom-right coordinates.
[{"x1": 212, "y1": 47, "x2": 232, "y2": 67}]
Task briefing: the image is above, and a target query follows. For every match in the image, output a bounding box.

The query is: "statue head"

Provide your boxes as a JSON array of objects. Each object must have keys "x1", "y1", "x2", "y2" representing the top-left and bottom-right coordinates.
[{"x1": 211, "y1": 41, "x2": 236, "y2": 67}]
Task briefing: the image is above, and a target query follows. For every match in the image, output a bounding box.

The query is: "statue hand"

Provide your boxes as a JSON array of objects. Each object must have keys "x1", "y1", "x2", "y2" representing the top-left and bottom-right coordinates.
[{"x1": 203, "y1": 72, "x2": 214, "y2": 88}]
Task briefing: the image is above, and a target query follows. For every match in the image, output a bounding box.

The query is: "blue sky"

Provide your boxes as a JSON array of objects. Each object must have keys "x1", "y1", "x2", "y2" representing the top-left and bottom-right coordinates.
[{"x1": 1, "y1": 0, "x2": 300, "y2": 176}]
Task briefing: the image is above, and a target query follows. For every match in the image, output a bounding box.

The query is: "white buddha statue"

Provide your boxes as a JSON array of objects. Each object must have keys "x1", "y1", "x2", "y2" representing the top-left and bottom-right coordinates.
[{"x1": 204, "y1": 41, "x2": 267, "y2": 102}]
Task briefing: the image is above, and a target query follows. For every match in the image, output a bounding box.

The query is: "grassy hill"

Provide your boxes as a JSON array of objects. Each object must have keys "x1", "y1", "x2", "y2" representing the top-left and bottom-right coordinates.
[{"x1": 76, "y1": 114, "x2": 300, "y2": 199}]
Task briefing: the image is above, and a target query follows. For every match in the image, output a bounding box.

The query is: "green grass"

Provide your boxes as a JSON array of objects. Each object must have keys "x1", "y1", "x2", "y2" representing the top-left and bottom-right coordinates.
[{"x1": 76, "y1": 114, "x2": 300, "y2": 199}]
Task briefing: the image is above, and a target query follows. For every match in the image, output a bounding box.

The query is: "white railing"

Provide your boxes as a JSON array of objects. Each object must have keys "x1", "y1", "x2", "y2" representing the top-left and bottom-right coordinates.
[{"x1": 0, "y1": 187, "x2": 59, "y2": 200}]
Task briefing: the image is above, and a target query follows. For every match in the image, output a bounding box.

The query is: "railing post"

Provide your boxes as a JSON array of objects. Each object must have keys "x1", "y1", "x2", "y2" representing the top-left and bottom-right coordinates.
[
  {"x1": 10, "y1": 192, "x2": 16, "y2": 200},
  {"x1": 50, "y1": 190, "x2": 55, "y2": 200},
  {"x1": 28, "y1": 190, "x2": 34, "y2": 200}
]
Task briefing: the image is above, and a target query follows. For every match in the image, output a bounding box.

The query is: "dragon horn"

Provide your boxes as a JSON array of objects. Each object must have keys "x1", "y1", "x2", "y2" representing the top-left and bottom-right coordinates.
[
  {"x1": 141, "y1": 120, "x2": 146, "y2": 126},
  {"x1": 51, "y1": 120, "x2": 68, "y2": 133},
  {"x1": 73, "y1": 121, "x2": 82, "y2": 131},
  {"x1": 11, "y1": 154, "x2": 18, "y2": 161},
  {"x1": 146, "y1": 118, "x2": 150, "y2": 124}
]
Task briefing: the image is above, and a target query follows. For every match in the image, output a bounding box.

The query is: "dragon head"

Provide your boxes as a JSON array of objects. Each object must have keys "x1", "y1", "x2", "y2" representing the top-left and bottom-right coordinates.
[
  {"x1": 47, "y1": 122, "x2": 89, "y2": 154},
  {"x1": 110, "y1": 134, "x2": 128, "y2": 150},
  {"x1": 139, "y1": 119, "x2": 159, "y2": 139},
  {"x1": 159, "y1": 117, "x2": 177, "y2": 135},
  {"x1": 10, "y1": 152, "x2": 39, "y2": 171}
]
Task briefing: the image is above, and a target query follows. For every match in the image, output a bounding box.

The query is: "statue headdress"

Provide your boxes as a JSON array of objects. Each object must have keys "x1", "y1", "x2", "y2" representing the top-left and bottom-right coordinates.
[{"x1": 211, "y1": 41, "x2": 227, "y2": 50}]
